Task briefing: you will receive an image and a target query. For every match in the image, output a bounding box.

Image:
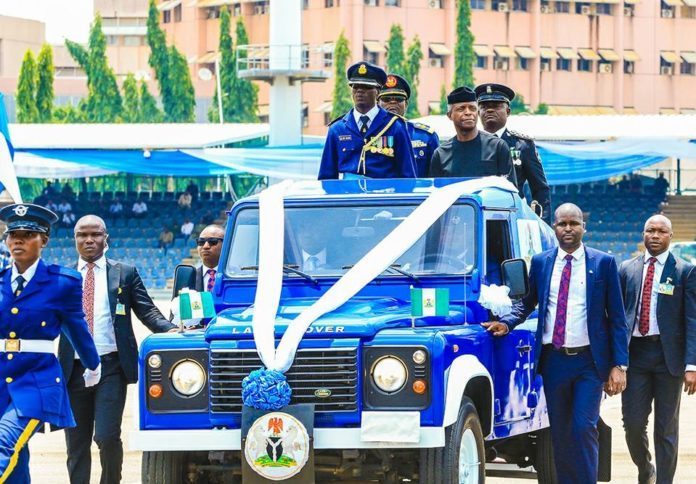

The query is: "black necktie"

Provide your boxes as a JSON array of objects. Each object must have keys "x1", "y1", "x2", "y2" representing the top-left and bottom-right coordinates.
[
  {"x1": 359, "y1": 115, "x2": 370, "y2": 134},
  {"x1": 14, "y1": 275, "x2": 25, "y2": 297}
]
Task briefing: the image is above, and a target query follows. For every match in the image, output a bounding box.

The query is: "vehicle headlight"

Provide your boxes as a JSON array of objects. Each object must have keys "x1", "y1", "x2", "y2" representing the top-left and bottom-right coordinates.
[
  {"x1": 170, "y1": 360, "x2": 206, "y2": 396},
  {"x1": 371, "y1": 356, "x2": 407, "y2": 393}
]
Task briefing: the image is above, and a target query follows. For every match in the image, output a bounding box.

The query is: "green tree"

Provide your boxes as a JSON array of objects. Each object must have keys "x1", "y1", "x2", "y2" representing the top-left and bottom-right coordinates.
[
  {"x1": 385, "y1": 24, "x2": 405, "y2": 74},
  {"x1": 167, "y1": 46, "x2": 196, "y2": 122},
  {"x1": 330, "y1": 31, "x2": 352, "y2": 120},
  {"x1": 209, "y1": 6, "x2": 235, "y2": 122},
  {"x1": 439, "y1": 84, "x2": 448, "y2": 114},
  {"x1": 139, "y1": 81, "x2": 163, "y2": 122},
  {"x1": 53, "y1": 104, "x2": 85, "y2": 123},
  {"x1": 16, "y1": 50, "x2": 39, "y2": 123},
  {"x1": 453, "y1": 0, "x2": 475, "y2": 88},
  {"x1": 122, "y1": 73, "x2": 140, "y2": 122},
  {"x1": 146, "y1": 0, "x2": 174, "y2": 119},
  {"x1": 36, "y1": 44, "x2": 54, "y2": 122},
  {"x1": 66, "y1": 14, "x2": 123, "y2": 122},
  {"x1": 231, "y1": 17, "x2": 258, "y2": 122},
  {"x1": 535, "y1": 103, "x2": 549, "y2": 115},
  {"x1": 510, "y1": 94, "x2": 529, "y2": 114},
  {"x1": 403, "y1": 36, "x2": 423, "y2": 118}
]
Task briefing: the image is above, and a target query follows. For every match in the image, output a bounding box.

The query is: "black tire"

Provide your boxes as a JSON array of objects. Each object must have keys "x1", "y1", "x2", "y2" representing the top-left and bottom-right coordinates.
[
  {"x1": 534, "y1": 429, "x2": 558, "y2": 484},
  {"x1": 420, "y1": 397, "x2": 486, "y2": 484},
  {"x1": 142, "y1": 451, "x2": 187, "y2": 484}
]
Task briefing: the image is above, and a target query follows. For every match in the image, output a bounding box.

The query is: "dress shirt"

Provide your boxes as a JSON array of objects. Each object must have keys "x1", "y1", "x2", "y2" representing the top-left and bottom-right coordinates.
[
  {"x1": 632, "y1": 250, "x2": 670, "y2": 337},
  {"x1": 302, "y1": 249, "x2": 327, "y2": 270},
  {"x1": 352, "y1": 105, "x2": 380, "y2": 132},
  {"x1": 11, "y1": 259, "x2": 40, "y2": 292},
  {"x1": 78, "y1": 255, "x2": 117, "y2": 356},
  {"x1": 132, "y1": 202, "x2": 147, "y2": 214},
  {"x1": 543, "y1": 245, "x2": 589, "y2": 347},
  {"x1": 203, "y1": 264, "x2": 219, "y2": 290},
  {"x1": 181, "y1": 222, "x2": 194, "y2": 236},
  {"x1": 484, "y1": 126, "x2": 507, "y2": 138}
]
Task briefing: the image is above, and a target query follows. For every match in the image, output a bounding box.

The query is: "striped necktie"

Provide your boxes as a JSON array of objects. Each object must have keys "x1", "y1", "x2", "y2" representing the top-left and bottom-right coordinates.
[
  {"x1": 206, "y1": 268, "x2": 216, "y2": 292},
  {"x1": 552, "y1": 254, "x2": 574, "y2": 349},
  {"x1": 83, "y1": 262, "x2": 96, "y2": 335},
  {"x1": 637, "y1": 257, "x2": 657, "y2": 336}
]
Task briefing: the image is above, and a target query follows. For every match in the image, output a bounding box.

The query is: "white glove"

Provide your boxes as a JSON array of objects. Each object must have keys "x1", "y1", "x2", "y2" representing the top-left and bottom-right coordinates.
[
  {"x1": 83, "y1": 363, "x2": 102, "y2": 388},
  {"x1": 170, "y1": 295, "x2": 202, "y2": 329}
]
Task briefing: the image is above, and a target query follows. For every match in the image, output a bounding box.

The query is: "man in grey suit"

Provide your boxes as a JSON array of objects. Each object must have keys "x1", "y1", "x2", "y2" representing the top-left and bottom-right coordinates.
[{"x1": 619, "y1": 214, "x2": 696, "y2": 484}]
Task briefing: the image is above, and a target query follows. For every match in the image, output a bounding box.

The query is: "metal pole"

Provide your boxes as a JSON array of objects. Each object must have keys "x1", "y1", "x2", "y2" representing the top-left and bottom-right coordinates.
[
  {"x1": 215, "y1": 57, "x2": 224, "y2": 124},
  {"x1": 676, "y1": 158, "x2": 682, "y2": 195}
]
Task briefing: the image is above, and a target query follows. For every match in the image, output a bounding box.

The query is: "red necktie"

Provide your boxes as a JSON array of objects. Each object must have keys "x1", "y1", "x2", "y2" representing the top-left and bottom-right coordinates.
[
  {"x1": 638, "y1": 257, "x2": 657, "y2": 336},
  {"x1": 552, "y1": 254, "x2": 574, "y2": 349},
  {"x1": 206, "y1": 268, "x2": 216, "y2": 292},
  {"x1": 83, "y1": 262, "x2": 95, "y2": 335}
]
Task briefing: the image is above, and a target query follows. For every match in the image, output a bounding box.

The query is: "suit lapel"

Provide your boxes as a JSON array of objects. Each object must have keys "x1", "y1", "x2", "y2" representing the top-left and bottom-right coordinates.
[
  {"x1": 584, "y1": 247, "x2": 595, "y2": 320},
  {"x1": 364, "y1": 108, "x2": 386, "y2": 138},
  {"x1": 541, "y1": 249, "x2": 557, "y2": 316},
  {"x1": 14, "y1": 259, "x2": 50, "y2": 302},
  {"x1": 345, "y1": 110, "x2": 362, "y2": 137},
  {"x1": 106, "y1": 259, "x2": 120, "y2": 316},
  {"x1": 1, "y1": 268, "x2": 13, "y2": 302},
  {"x1": 656, "y1": 253, "x2": 676, "y2": 317}
]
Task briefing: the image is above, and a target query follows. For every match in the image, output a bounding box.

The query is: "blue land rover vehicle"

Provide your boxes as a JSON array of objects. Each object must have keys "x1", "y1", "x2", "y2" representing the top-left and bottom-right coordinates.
[{"x1": 132, "y1": 178, "x2": 596, "y2": 483}]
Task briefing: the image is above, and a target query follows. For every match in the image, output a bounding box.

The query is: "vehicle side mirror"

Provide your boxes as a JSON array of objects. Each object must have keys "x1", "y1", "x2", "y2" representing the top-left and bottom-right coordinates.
[
  {"x1": 501, "y1": 258, "x2": 529, "y2": 299},
  {"x1": 173, "y1": 264, "x2": 197, "y2": 298},
  {"x1": 530, "y1": 200, "x2": 543, "y2": 219}
]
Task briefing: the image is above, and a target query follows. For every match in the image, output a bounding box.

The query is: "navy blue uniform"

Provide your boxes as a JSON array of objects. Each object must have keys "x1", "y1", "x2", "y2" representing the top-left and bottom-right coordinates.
[
  {"x1": 408, "y1": 122, "x2": 440, "y2": 177},
  {"x1": 318, "y1": 107, "x2": 417, "y2": 180},
  {"x1": 0, "y1": 260, "x2": 99, "y2": 483}
]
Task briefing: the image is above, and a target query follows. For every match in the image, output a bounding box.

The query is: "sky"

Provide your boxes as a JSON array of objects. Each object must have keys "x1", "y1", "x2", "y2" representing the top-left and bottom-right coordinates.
[{"x1": 0, "y1": 0, "x2": 93, "y2": 44}]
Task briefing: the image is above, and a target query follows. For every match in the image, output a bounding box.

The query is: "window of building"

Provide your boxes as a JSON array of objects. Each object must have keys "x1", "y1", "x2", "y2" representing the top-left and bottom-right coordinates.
[
  {"x1": 659, "y1": 56, "x2": 675, "y2": 75},
  {"x1": 325, "y1": 0, "x2": 336, "y2": 6},
  {"x1": 682, "y1": 6, "x2": 696, "y2": 17},
  {"x1": 233, "y1": 3, "x2": 242, "y2": 15},
  {"x1": 384, "y1": 0, "x2": 400, "y2": 5},
  {"x1": 253, "y1": 1, "x2": 269, "y2": 14},
  {"x1": 475, "y1": 56, "x2": 488, "y2": 69},
  {"x1": 471, "y1": 0, "x2": 486, "y2": 8},
  {"x1": 577, "y1": 59, "x2": 592, "y2": 72},
  {"x1": 324, "y1": 111, "x2": 332, "y2": 125},
  {"x1": 162, "y1": 10, "x2": 171, "y2": 23},
  {"x1": 556, "y1": 58, "x2": 571, "y2": 71},
  {"x1": 365, "y1": 0, "x2": 378, "y2": 5},
  {"x1": 576, "y1": 2, "x2": 592, "y2": 14},
  {"x1": 516, "y1": 57, "x2": 530, "y2": 70},
  {"x1": 660, "y1": 0, "x2": 675, "y2": 17},
  {"x1": 106, "y1": 35, "x2": 119, "y2": 45},
  {"x1": 493, "y1": 56, "x2": 510, "y2": 70},
  {"x1": 540, "y1": 58, "x2": 552, "y2": 71},
  {"x1": 554, "y1": 1, "x2": 569, "y2": 12},
  {"x1": 540, "y1": 0, "x2": 553, "y2": 12},
  {"x1": 429, "y1": 0, "x2": 444, "y2": 7},
  {"x1": 173, "y1": 4, "x2": 182, "y2": 21},
  {"x1": 303, "y1": 0, "x2": 309, "y2": 8},
  {"x1": 624, "y1": 60, "x2": 635, "y2": 74},
  {"x1": 595, "y1": 3, "x2": 611, "y2": 14},
  {"x1": 491, "y1": 0, "x2": 508, "y2": 10},
  {"x1": 429, "y1": 55, "x2": 444, "y2": 68},
  {"x1": 303, "y1": 105, "x2": 309, "y2": 128},
  {"x1": 123, "y1": 35, "x2": 143, "y2": 46},
  {"x1": 680, "y1": 62, "x2": 695, "y2": 75},
  {"x1": 364, "y1": 49, "x2": 379, "y2": 64},
  {"x1": 206, "y1": 7, "x2": 221, "y2": 19},
  {"x1": 323, "y1": 43, "x2": 334, "y2": 67},
  {"x1": 512, "y1": 0, "x2": 528, "y2": 11}
]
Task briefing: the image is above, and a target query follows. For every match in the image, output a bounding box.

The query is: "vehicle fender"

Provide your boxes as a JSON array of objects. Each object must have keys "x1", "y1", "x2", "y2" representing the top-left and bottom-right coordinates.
[{"x1": 442, "y1": 354, "x2": 494, "y2": 437}]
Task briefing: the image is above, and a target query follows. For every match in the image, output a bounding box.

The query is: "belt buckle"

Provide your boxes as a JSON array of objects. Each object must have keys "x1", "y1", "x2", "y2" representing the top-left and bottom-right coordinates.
[
  {"x1": 564, "y1": 347, "x2": 580, "y2": 356},
  {"x1": 4, "y1": 339, "x2": 20, "y2": 353}
]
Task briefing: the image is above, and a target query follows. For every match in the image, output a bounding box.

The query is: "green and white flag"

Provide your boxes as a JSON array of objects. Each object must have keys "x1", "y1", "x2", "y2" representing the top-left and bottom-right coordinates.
[
  {"x1": 411, "y1": 287, "x2": 449, "y2": 317},
  {"x1": 179, "y1": 289, "x2": 216, "y2": 320}
]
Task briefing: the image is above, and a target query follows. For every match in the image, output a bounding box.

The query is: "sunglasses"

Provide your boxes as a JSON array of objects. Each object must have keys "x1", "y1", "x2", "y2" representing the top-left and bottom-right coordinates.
[
  {"x1": 196, "y1": 237, "x2": 223, "y2": 247},
  {"x1": 380, "y1": 96, "x2": 406, "y2": 103}
]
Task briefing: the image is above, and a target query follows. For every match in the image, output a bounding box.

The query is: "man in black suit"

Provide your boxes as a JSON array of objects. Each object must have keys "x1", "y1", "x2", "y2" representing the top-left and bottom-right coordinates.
[
  {"x1": 194, "y1": 224, "x2": 225, "y2": 292},
  {"x1": 619, "y1": 214, "x2": 696, "y2": 484},
  {"x1": 59, "y1": 215, "x2": 175, "y2": 484}
]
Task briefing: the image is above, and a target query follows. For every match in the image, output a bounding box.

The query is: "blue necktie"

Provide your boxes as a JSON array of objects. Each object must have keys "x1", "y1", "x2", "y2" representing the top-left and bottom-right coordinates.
[{"x1": 359, "y1": 115, "x2": 370, "y2": 134}]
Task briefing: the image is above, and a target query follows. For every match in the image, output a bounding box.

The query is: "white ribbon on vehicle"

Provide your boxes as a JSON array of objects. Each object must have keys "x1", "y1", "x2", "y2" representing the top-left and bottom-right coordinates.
[
  {"x1": 478, "y1": 283, "x2": 513, "y2": 317},
  {"x1": 250, "y1": 177, "x2": 518, "y2": 372}
]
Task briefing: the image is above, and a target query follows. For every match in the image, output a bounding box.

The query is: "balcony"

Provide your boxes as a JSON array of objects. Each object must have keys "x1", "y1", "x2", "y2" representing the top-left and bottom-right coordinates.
[{"x1": 236, "y1": 44, "x2": 332, "y2": 83}]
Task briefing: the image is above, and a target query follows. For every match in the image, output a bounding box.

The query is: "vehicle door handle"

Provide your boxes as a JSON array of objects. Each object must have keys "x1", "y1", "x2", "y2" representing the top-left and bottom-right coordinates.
[{"x1": 516, "y1": 344, "x2": 532, "y2": 353}]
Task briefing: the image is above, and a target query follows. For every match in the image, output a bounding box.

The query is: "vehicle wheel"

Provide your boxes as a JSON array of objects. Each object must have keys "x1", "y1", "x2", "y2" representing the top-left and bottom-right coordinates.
[
  {"x1": 142, "y1": 451, "x2": 188, "y2": 484},
  {"x1": 534, "y1": 429, "x2": 558, "y2": 484},
  {"x1": 420, "y1": 397, "x2": 485, "y2": 483}
]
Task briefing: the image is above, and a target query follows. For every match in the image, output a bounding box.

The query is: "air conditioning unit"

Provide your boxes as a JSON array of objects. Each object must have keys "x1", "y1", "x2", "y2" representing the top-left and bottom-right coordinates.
[
  {"x1": 428, "y1": 58, "x2": 443, "y2": 68},
  {"x1": 599, "y1": 63, "x2": 613, "y2": 73},
  {"x1": 580, "y1": 5, "x2": 592, "y2": 15},
  {"x1": 494, "y1": 59, "x2": 508, "y2": 70},
  {"x1": 661, "y1": 65, "x2": 673, "y2": 75},
  {"x1": 497, "y1": 3, "x2": 509, "y2": 12},
  {"x1": 661, "y1": 8, "x2": 674, "y2": 18},
  {"x1": 623, "y1": 6, "x2": 633, "y2": 16},
  {"x1": 540, "y1": 61, "x2": 552, "y2": 71},
  {"x1": 428, "y1": 0, "x2": 441, "y2": 8},
  {"x1": 540, "y1": 4, "x2": 553, "y2": 13}
]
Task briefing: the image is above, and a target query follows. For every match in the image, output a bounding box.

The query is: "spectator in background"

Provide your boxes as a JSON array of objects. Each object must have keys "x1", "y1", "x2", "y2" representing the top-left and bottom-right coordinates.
[
  {"x1": 0, "y1": 239, "x2": 10, "y2": 268},
  {"x1": 200, "y1": 210, "x2": 215, "y2": 226},
  {"x1": 185, "y1": 180, "x2": 199, "y2": 201},
  {"x1": 180, "y1": 219, "x2": 194, "y2": 241},
  {"x1": 61, "y1": 211, "x2": 76, "y2": 230},
  {"x1": 178, "y1": 191, "x2": 192, "y2": 210},
  {"x1": 630, "y1": 173, "x2": 643, "y2": 194},
  {"x1": 109, "y1": 198, "x2": 123, "y2": 219},
  {"x1": 45, "y1": 199, "x2": 58, "y2": 213},
  {"x1": 57, "y1": 198, "x2": 73, "y2": 215},
  {"x1": 618, "y1": 174, "x2": 631, "y2": 192},
  {"x1": 132, "y1": 198, "x2": 148, "y2": 219},
  {"x1": 61, "y1": 183, "x2": 75, "y2": 201},
  {"x1": 158, "y1": 226, "x2": 174, "y2": 255},
  {"x1": 654, "y1": 172, "x2": 669, "y2": 197},
  {"x1": 42, "y1": 181, "x2": 58, "y2": 198}
]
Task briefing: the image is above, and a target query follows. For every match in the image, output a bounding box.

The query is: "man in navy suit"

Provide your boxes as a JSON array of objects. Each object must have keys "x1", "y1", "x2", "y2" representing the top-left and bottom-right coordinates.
[
  {"x1": 619, "y1": 215, "x2": 696, "y2": 484},
  {"x1": 483, "y1": 203, "x2": 630, "y2": 483}
]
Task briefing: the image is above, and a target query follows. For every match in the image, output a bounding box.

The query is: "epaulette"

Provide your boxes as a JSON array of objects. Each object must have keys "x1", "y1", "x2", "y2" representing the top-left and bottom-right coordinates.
[
  {"x1": 412, "y1": 122, "x2": 435, "y2": 134},
  {"x1": 327, "y1": 114, "x2": 346, "y2": 127},
  {"x1": 48, "y1": 264, "x2": 81, "y2": 280},
  {"x1": 508, "y1": 129, "x2": 534, "y2": 142}
]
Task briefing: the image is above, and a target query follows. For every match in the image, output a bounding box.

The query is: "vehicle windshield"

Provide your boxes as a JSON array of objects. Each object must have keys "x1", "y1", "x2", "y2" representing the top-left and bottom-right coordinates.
[{"x1": 225, "y1": 203, "x2": 476, "y2": 278}]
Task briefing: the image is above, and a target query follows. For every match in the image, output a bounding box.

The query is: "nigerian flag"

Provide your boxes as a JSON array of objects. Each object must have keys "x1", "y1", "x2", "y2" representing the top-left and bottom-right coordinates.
[
  {"x1": 180, "y1": 290, "x2": 216, "y2": 320},
  {"x1": 411, "y1": 287, "x2": 449, "y2": 317}
]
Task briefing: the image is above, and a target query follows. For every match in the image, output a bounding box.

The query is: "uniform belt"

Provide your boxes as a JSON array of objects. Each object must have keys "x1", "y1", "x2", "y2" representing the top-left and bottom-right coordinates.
[
  {"x1": 634, "y1": 335, "x2": 660, "y2": 342},
  {"x1": 0, "y1": 339, "x2": 55, "y2": 353},
  {"x1": 544, "y1": 344, "x2": 590, "y2": 356}
]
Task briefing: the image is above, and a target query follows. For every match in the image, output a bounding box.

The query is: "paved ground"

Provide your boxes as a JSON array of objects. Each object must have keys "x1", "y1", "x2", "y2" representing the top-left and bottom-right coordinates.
[{"x1": 26, "y1": 299, "x2": 696, "y2": 483}]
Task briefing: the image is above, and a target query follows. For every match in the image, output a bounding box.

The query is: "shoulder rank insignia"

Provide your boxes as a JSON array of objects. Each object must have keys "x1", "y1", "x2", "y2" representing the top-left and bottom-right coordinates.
[
  {"x1": 327, "y1": 113, "x2": 346, "y2": 127},
  {"x1": 413, "y1": 122, "x2": 435, "y2": 134},
  {"x1": 508, "y1": 129, "x2": 534, "y2": 142}
]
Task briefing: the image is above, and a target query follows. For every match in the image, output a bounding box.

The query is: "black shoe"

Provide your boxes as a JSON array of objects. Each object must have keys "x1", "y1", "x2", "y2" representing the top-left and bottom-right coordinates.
[{"x1": 639, "y1": 465, "x2": 656, "y2": 484}]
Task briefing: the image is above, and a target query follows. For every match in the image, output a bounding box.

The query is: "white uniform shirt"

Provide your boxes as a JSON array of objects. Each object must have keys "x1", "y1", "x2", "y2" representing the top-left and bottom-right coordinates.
[
  {"x1": 543, "y1": 245, "x2": 589, "y2": 347},
  {"x1": 352, "y1": 105, "x2": 380, "y2": 131},
  {"x1": 11, "y1": 259, "x2": 40, "y2": 292},
  {"x1": 78, "y1": 255, "x2": 117, "y2": 356}
]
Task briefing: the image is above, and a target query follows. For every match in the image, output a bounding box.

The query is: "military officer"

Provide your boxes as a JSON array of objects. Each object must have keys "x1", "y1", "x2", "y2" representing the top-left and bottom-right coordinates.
[
  {"x1": 0, "y1": 203, "x2": 100, "y2": 483},
  {"x1": 318, "y1": 61, "x2": 417, "y2": 180},
  {"x1": 378, "y1": 73, "x2": 439, "y2": 177},
  {"x1": 476, "y1": 83, "x2": 551, "y2": 224}
]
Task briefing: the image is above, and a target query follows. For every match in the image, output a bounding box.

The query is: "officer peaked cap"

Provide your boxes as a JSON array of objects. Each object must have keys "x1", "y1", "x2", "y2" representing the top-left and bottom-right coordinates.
[
  {"x1": 378, "y1": 74, "x2": 411, "y2": 100},
  {"x1": 474, "y1": 83, "x2": 516, "y2": 103},
  {"x1": 0, "y1": 203, "x2": 58, "y2": 235},
  {"x1": 346, "y1": 61, "x2": 387, "y2": 88}
]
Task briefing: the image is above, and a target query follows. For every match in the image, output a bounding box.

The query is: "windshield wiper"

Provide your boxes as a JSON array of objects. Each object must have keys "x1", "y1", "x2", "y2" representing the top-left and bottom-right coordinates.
[
  {"x1": 341, "y1": 263, "x2": 420, "y2": 283},
  {"x1": 240, "y1": 264, "x2": 318, "y2": 285}
]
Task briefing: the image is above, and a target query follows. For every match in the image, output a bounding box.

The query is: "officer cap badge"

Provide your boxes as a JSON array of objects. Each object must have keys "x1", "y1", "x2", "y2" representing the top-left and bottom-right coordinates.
[
  {"x1": 358, "y1": 64, "x2": 367, "y2": 75},
  {"x1": 13, "y1": 205, "x2": 28, "y2": 217},
  {"x1": 385, "y1": 75, "x2": 397, "y2": 88},
  {"x1": 486, "y1": 85, "x2": 492, "y2": 94}
]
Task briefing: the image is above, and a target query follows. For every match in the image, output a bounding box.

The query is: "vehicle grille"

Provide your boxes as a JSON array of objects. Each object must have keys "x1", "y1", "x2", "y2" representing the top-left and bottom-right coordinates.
[{"x1": 210, "y1": 348, "x2": 359, "y2": 413}]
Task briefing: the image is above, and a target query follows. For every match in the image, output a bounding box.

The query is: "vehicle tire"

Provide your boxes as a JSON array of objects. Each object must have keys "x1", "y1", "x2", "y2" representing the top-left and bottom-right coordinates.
[
  {"x1": 142, "y1": 451, "x2": 188, "y2": 484},
  {"x1": 420, "y1": 397, "x2": 485, "y2": 484},
  {"x1": 534, "y1": 429, "x2": 558, "y2": 484}
]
